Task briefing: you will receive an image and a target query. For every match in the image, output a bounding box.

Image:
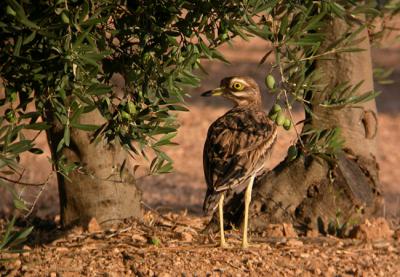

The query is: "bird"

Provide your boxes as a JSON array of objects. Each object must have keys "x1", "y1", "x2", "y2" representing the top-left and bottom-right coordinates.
[{"x1": 202, "y1": 76, "x2": 277, "y2": 248}]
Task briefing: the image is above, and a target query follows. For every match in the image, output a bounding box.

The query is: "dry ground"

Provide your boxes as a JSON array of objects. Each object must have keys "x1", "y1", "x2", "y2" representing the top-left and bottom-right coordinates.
[
  {"x1": 1, "y1": 28, "x2": 400, "y2": 276},
  {"x1": 1, "y1": 212, "x2": 400, "y2": 276}
]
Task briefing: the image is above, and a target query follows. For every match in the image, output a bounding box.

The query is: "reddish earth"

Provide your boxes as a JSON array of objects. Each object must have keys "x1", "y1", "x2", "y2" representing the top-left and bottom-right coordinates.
[
  {"x1": 1, "y1": 27, "x2": 400, "y2": 276},
  {"x1": 1, "y1": 212, "x2": 400, "y2": 276}
]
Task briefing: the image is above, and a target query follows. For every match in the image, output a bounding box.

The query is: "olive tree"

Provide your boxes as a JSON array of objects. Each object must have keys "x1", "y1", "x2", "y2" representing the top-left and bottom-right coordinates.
[
  {"x1": 0, "y1": 0, "x2": 276, "y2": 227},
  {"x1": 220, "y1": 0, "x2": 399, "y2": 235}
]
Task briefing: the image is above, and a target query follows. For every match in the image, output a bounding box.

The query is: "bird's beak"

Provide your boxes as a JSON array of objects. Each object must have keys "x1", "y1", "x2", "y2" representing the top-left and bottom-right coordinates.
[{"x1": 201, "y1": 87, "x2": 225, "y2": 97}]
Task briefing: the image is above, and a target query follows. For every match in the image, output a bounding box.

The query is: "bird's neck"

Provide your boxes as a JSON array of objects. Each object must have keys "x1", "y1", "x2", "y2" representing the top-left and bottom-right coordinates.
[{"x1": 234, "y1": 99, "x2": 262, "y2": 110}]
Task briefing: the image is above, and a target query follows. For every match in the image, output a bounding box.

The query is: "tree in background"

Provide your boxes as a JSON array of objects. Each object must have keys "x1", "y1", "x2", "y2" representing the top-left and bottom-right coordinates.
[
  {"x1": 222, "y1": 0, "x2": 400, "y2": 236},
  {"x1": 0, "y1": 0, "x2": 399, "y2": 235}
]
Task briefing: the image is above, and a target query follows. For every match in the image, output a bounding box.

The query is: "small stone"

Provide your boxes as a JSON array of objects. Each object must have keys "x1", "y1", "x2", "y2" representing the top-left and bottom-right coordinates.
[
  {"x1": 132, "y1": 234, "x2": 147, "y2": 243},
  {"x1": 50, "y1": 272, "x2": 57, "y2": 277},
  {"x1": 264, "y1": 224, "x2": 285, "y2": 237},
  {"x1": 295, "y1": 269, "x2": 303, "y2": 275},
  {"x1": 174, "y1": 226, "x2": 197, "y2": 243},
  {"x1": 312, "y1": 249, "x2": 319, "y2": 255},
  {"x1": 306, "y1": 229, "x2": 319, "y2": 238},
  {"x1": 158, "y1": 273, "x2": 171, "y2": 277},
  {"x1": 327, "y1": 266, "x2": 335, "y2": 274},
  {"x1": 300, "y1": 253, "x2": 310, "y2": 259},
  {"x1": 86, "y1": 217, "x2": 102, "y2": 233},
  {"x1": 349, "y1": 217, "x2": 394, "y2": 241},
  {"x1": 179, "y1": 231, "x2": 193, "y2": 242},
  {"x1": 22, "y1": 245, "x2": 31, "y2": 257},
  {"x1": 286, "y1": 238, "x2": 303, "y2": 247},
  {"x1": 282, "y1": 223, "x2": 298, "y2": 238},
  {"x1": 372, "y1": 241, "x2": 390, "y2": 250},
  {"x1": 13, "y1": 259, "x2": 22, "y2": 269},
  {"x1": 72, "y1": 226, "x2": 84, "y2": 235},
  {"x1": 54, "y1": 215, "x2": 61, "y2": 223}
]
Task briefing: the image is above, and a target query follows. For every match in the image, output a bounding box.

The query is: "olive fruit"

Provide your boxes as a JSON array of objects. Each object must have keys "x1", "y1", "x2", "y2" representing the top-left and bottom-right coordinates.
[
  {"x1": 276, "y1": 113, "x2": 285, "y2": 126},
  {"x1": 268, "y1": 112, "x2": 278, "y2": 121},
  {"x1": 265, "y1": 74, "x2": 276, "y2": 90},
  {"x1": 6, "y1": 6, "x2": 16, "y2": 16},
  {"x1": 121, "y1": 111, "x2": 131, "y2": 120},
  {"x1": 61, "y1": 11, "x2": 70, "y2": 24},
  {"x1": 272, "y1": 103, "x2": 282, "y2": 113},
  {"x1": 283, "y1": 118, "x2": 292, "y2": 130},
  {"x1": 127, "y1": 101, "x2": 136, "y2": 115},
  {"x1": 5, "y1": 109, "x2": 16, "y2": 123}
]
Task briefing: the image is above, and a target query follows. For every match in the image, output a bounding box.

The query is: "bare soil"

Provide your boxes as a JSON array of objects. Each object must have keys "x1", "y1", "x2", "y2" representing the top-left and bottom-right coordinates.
[
  {"x1": 1, "y1": 212, "x2": 400, "y2": 276},
  {"x1": 1, "y1": 29, "x2": 400, "y2": 276}
]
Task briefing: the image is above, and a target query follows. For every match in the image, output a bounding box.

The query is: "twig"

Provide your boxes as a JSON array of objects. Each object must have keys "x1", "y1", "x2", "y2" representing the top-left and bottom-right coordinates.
[
  {"x1": 105, "y1": 226, "x2": 133, "y2": 239},
  {"x1": 275, "y1": 51, "x2": 305, "y2": 149},
  {"x1": 24, "y1": 172, "x2": 54, "y2": 218},
  {"x1": 0, "y1": 175, "x2": 48, "y2": 187},
  {"x1": 283, "y1": 89, "x2": 305, "y2": 149},
  {"x1": 17, "y1": 169, "x2": 26, "y2": 198}
]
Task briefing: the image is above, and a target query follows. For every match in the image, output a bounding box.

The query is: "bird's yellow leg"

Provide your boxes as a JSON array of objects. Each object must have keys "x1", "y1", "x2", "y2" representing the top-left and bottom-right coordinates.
[
  {"x1": 218, "y1": 194, "x2": 228, "y2": 248},
  {"x1": 242, "y1": 175, "x2": 255, "y2": 248}
]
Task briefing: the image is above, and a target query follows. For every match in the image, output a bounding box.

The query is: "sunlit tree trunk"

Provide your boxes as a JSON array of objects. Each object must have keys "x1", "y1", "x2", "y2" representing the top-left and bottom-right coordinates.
[{"x1": 46, "y1": 111, "x2": 142, "y2": 228}]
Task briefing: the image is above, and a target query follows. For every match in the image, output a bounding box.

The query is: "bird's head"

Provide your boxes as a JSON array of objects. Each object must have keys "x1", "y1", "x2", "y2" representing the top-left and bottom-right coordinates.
[{"x1": 201, "y1": 76, "x2": 261, "y2": 106}]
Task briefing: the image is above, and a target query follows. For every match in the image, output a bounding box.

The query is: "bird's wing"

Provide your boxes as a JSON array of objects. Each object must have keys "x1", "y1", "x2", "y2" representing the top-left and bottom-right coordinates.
[{"x1": 203, "y1": 109, "x2": 277, "y2": 212}]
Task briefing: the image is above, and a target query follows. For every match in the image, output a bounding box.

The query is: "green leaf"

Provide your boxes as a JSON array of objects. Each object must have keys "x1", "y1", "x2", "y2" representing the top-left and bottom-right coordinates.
[
  {"x1": 157, "y1": 162, "x2": 173, "y2": 174},
  {"x1": 0, "y1": 216, "x2": 16, "y2": 250},
  {"x1": 211, "y1": 49, "x2": 230, "y2": 64},
  {"x1": 24, "y1": 122, "x2": 50, "y2": 130},
  {"x1": 86, "y1": 84, "x2": 112, "y2": 96},
  {"x1": 199, "y1": 41, "x2": 212, "y2": 58},
  {"x1": 13, "y1": 197, "x2": 28, "y2": 211},
  {"x1": 330, "y1": 2, "x2": 346, "y2": 18},
  {"x1": 70, "y1": 123, "x2": 99, "y2": 131},
  {"x1": 153, "y1": 132, "x2": 176, "y2": 147},
  {"x1": 13, "y1": 226, "x2": 33, "y2": 242},
  {"x1": 7, "y1": 0, "x2": 40, "y2": 29},
  {"x1": 304, "y1": 11, "x2": 326, "y2": 31},
  {"x1": 6, "y1": 140, "x2": 33, "y2": 154},
  {"x1": 70, "y1": 106, "x2": 84, "y2": 124},
  {"x1": 28, "y1": 148, "x2": 44, "y2": 155},
  {"x1": 14, "y1": 36, "x2": 23, "y2": 56},
  {"x1": 167, "y1": 105, "x2": 189, "y2": 112},
  {"x1": 64, "y1": 127, "x2": 70, "y2": 147},
  {"x1": 23, "y1": 31, "x2": 36, "y2": 45}
]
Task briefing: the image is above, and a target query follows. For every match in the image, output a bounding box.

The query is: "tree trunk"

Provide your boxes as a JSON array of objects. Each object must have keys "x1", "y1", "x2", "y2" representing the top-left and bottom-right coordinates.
[
  {"x1": 46, "y1": 110, "x2": 142, "y2": 228},
  {"x1": 221, "y1": 18, "x2": 383, "y2": 235}
]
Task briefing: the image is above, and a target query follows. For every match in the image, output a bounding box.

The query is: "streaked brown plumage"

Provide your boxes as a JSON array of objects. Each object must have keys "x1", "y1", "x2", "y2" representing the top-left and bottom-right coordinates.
[{"x1": 202, "y1": 76, "x2": 277, "y2": 248}]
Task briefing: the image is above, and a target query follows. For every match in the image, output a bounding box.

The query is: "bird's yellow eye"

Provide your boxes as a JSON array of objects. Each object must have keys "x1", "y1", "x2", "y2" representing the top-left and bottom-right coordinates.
[{"x1": 232, "y1": 82, "x2": 244, "y2": 91}]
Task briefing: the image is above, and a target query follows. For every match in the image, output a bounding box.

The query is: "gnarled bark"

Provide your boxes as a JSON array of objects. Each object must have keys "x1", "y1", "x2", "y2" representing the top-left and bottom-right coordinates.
[{"x1": 46, "y1": 110, "x2": 142, "y2": 228}]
